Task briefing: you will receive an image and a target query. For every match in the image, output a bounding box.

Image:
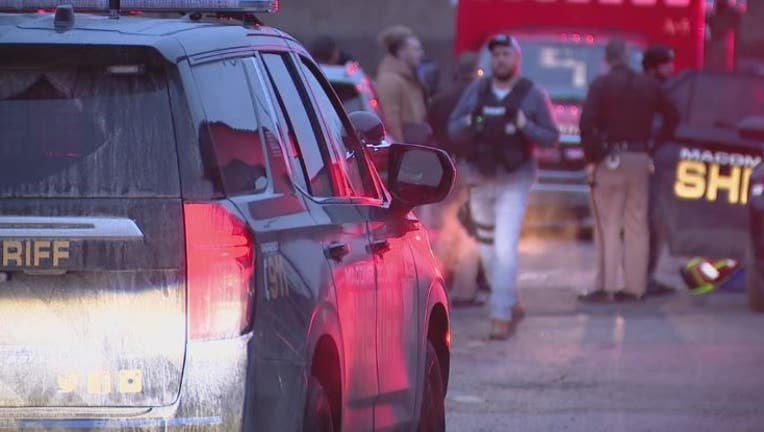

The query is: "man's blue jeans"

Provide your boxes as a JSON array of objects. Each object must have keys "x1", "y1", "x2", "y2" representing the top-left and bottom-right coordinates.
[{"x1": 468, "y1": 162, "x2": 535, "y2": 321}]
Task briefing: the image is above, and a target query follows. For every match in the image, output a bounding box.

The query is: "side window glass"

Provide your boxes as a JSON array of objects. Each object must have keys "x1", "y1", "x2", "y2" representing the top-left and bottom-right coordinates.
[
  {"x1": 297, "y1": 58, "x2": 378, "y2": 199},
  {"x1": 244, "y1": 59, "x2": 293, "y2": 195},
  {"x1": 261, "y1": 53, "x2": 334, "y2": 198},
  {"x1": 193, "y1": 58, "x2": 269, "y2": 196}
]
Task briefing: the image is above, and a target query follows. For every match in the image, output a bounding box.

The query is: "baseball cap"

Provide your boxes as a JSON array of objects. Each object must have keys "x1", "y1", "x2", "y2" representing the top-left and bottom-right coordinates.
[
  {"x1": 488, "y1": 34, "x2": 521, "y2": 53},
  {"x1": 642, "y1": 45, "x2": 675, "y2": 70}
]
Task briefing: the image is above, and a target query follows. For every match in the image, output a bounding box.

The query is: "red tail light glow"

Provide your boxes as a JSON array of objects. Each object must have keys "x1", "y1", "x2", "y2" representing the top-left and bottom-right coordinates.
[
  {"x1": 184, "y1": 203, "x2": 255, "y2": 341},
  {"x1": 346, "y1": 62, "x2": 360, "y2": 76}
]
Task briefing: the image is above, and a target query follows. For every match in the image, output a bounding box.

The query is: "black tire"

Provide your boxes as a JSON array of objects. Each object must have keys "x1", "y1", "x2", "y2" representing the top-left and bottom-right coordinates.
[
  {"x1": 303, "y1": 376, "x2": 335, "y2": 432},
  {"x1": 418, "y1": 342, "x2": 446, "y2": 432},
  {"x1": 746, "y1": 243, "x2": 764, "y2": 313}
]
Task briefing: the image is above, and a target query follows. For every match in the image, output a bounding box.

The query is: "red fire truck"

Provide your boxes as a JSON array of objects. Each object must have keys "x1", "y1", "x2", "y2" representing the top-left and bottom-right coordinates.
[{"x1": 455, "y1": 0, "x2": 707, "y2": 230}]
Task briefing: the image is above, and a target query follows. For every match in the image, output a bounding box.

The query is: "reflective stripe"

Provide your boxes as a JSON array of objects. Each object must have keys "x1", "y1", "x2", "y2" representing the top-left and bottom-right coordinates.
[
  {"x1": 476, "y1": 235, "x2": 494, "y2": 245},
  {"x1": 472, "y1": 221, "x2": 495, "y2": 231}
]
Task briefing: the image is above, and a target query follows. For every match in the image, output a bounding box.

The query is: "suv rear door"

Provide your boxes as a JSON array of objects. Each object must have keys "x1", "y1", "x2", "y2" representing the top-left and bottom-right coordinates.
[{"x1": 0, "y1": 46, "x2": 185, "y2": 407}]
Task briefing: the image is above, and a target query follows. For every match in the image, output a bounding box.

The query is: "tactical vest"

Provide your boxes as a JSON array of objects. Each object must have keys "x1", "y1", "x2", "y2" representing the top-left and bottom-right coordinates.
[{"x1": 471, "y1": 77, "x2": 533, "y2": 176}]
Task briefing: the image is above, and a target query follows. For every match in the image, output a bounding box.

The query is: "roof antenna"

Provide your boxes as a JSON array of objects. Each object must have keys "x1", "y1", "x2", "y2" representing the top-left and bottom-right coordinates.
[{"x1": 109, "y1": 0, "x2": 120, "y2": 19}]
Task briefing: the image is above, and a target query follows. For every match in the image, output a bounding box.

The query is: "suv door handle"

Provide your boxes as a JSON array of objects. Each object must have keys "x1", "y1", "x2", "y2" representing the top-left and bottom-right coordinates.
[
  {"x1": 368, "y1": 239, "x2": 391, "y2": 255},
  {"x1": 325, "y1": 242, "x2": 350, "y2": 262}
]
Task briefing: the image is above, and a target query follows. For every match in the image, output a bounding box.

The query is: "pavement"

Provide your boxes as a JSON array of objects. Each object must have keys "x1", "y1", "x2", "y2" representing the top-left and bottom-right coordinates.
[{"x1": 445, "y1": 235, "x2": 764, "y2": 432}]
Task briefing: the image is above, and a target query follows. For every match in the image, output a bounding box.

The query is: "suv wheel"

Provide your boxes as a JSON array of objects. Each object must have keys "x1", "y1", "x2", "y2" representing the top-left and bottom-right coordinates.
[
  {"x1": 746, "y1": 243, "x2": 764, "y2": 312},
  {"x1": 303, "y1": 376, "x2": 334, "y2": 432},
  {"x1": 418, "y1": 342, "x2": 446, "y2": 432}
]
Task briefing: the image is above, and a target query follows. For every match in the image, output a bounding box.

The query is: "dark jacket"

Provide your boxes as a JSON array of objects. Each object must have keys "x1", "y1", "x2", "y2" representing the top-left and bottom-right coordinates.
[
  {"x1": 428, "y1": 78, "x2": 473, "y2": 154},
  {"x1": 580, "y1": 64, "x2": 679, "y2": 150},
  {"x1": 376, "y1": 55, "x2": 428, "y2": 143}
]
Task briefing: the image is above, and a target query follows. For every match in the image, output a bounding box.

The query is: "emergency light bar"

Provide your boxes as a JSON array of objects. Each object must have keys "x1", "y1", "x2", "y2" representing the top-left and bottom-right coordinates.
[{"x1": 0, "y1": 0, "x2": 279, "y2": 13}]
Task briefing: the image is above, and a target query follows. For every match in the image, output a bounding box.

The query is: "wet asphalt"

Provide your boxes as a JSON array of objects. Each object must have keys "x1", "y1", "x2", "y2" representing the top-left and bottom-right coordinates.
[{"x1": 445, "y1": 235, "x2": 764, "y2": 432}]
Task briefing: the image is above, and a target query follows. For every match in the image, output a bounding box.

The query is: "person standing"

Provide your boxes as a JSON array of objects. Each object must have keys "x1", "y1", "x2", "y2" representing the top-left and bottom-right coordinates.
[
  {"x1": 375, "y1": 25, "x2": 428, "y2": 144},
  {"x1": 642, "y1": 45, "x2": 678, "y2": 297},
  {"x1": 449, "y1": 34, "x2": 560, "y2": 339},
  {"x1": 579, "y1": 40, "x2": 679, "y2": 303},
  {"x1": 308, "y1": 35, "x2": 355, "y2": 66},
  {"x1": 706, "y1": 0, "x2": 743, "y2": 72},
  {"x1": 427, "y1": 52, "x2": 484, "y2": 306}
]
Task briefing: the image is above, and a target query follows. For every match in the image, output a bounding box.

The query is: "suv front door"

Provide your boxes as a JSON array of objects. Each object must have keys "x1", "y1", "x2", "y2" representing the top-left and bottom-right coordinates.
[
  {"x1": 294, "y1": 55, "x2": 422, "y2": 430},
  {"x1": 258, "y1": 51, "x2": 378, "y2": 431}
]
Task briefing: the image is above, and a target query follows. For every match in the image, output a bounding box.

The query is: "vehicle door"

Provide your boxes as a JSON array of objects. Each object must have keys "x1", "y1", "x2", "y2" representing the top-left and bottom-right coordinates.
[
  {"x1": 258, "y1": 51, "x2": 378, "y2": 431},
  {"x1": 293, "y1": 55, "x2": 422, "y2": 430},
  {"x1": 0, "y1": 46, "x2": 186, "y2": 408}
]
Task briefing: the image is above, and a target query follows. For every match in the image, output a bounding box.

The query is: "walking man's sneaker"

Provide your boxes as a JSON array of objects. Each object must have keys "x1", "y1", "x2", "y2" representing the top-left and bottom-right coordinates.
[
  {"x1": 489, "y1": 319, "x2": 515, "y2": 340},
  {"x1": 511, "y1": 304, "x2": 526, "y2": 321}
]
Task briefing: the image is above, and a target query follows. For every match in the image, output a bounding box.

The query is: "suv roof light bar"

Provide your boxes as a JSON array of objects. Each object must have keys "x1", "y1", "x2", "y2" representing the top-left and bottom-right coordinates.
[{"x1": 0, "y1": 0, "x2": 279, "y2": 13}]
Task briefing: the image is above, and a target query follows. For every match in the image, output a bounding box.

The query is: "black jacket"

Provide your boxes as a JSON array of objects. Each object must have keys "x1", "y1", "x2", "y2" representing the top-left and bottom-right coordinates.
[
  {"x1": 580, "y1": 64, "x2": 679, "y2": 150},
  {"x1": 428, "y1": 78, "x2": 473, "y2": 154}
]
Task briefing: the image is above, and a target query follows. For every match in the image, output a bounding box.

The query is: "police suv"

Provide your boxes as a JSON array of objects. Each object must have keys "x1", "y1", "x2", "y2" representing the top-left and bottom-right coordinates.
[
  {"x1": 654, "y1": 70, "x2": 764, "y2": 311},
  {"x1": 0, "y1": 1, "x2": 454, "y2": 430}
]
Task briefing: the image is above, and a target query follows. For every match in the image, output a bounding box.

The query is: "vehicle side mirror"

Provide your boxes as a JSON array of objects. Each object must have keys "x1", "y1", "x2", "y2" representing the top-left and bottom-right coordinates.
[
  {"x1": 387, "y1": 143, "x2": 455, "y2": 212},
  {"x1": 349, "y1": 111, "x2": 386, "y2": 146},
  {"x1": 738, "y1": 116, "x2": 764, "y2": 141}
]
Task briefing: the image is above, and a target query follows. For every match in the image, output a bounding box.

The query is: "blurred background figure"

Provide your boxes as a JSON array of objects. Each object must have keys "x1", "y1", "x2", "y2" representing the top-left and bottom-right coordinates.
[
  {"x1": 429, "y1": 52, "x2": 479, "y2": 154},
  {"x1": 426, "y1": 51, "x2": 485, "y2": 307},
  {"x1": 706, "y1": 0, "x2": 743, "y2": 71},
  {"x1": 375, "y1": 25, "x2": 428, "y2": 144},
  {"x1": 309, "y1": 34, "x2": 355, "y2": 65},
  {"x1": 642, "y1": 45, "x2": 679, "y2": 297},
  {"x1": 642, "y1": 45, "x2": 676, "y2": 83}
]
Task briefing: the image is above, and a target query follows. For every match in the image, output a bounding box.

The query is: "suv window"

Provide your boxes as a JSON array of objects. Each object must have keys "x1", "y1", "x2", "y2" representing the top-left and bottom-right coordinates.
[
  {"x1": 261, "y1": 53, "x2": 334, "y2": 197},
  {"x1": 297, "y1": 58, "x2": 377, "y2": 199},
  {"x1": 193, "y1": 58, "x2": 269, "y2": 196},
  {"x1": 0, "y1": 63, "x2": 179, "y2": 198}
]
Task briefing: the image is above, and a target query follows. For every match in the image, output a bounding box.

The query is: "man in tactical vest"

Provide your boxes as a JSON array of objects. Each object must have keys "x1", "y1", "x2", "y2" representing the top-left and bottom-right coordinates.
[{"x1": 449, "y1": 34, "x2": 560, "y2": 340}]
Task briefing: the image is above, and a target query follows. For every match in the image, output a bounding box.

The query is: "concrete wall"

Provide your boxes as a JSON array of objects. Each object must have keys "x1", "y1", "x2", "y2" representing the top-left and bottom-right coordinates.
[{"x1": 261, "y1": 0, "x2": 458, "y2": 79}]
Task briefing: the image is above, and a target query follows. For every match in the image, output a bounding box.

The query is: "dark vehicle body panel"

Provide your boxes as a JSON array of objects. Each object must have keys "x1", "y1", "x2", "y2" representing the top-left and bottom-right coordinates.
[{"x1": 656, "y1": 71, "x2": 764, "y2": 260}]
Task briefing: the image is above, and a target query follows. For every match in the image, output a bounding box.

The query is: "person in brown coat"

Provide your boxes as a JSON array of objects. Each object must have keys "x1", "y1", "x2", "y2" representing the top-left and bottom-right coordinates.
[{"x1": 375, "y1": 25, "x2": 427, "y2": 143}]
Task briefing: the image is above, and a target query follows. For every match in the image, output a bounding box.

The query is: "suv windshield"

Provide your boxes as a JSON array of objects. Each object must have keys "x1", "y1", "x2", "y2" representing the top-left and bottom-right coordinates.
[
  {"x1": 479, "y1": 39, "x2": 642, "y2": 102},
  {"x1": 0, "y1": 59, "x2": 179, "y2": 198}
]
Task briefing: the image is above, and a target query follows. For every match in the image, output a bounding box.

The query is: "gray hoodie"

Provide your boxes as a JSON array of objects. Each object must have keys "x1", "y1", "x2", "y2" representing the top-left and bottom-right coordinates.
[{"x1": 448, "y1": 78, "x2": 560, "y2": 151}]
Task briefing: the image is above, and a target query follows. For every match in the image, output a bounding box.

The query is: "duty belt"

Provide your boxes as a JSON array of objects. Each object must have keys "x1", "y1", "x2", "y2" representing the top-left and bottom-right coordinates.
[{"x1": 607, "y1": 141, "x2": 649, "y2": 153}]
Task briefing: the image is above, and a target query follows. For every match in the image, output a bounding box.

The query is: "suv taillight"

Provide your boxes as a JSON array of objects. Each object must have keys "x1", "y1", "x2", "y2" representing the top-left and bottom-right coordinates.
[{"x1": 184, "y1": 203, "x2": 255, "y2": 341}]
